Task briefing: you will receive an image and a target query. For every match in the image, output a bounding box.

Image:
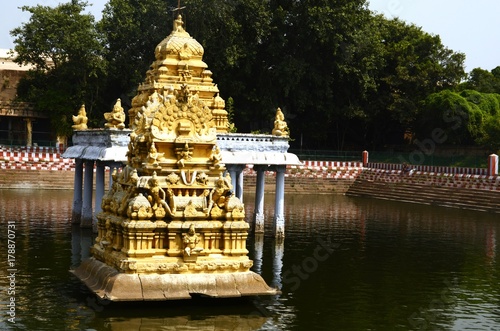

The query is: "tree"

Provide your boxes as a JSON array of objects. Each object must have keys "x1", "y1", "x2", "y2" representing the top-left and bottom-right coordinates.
[
  {"x1": 418, "y1": 89, "x2": 500, "y2": 149},
  {"x1": 98, "y1": 0, "x2": 174, "y2": 108},
  {"x1": 365, "y1": 16, "x2": 466, "y2": 146},
  {"x1": 459, "y1": 67, "x2": 500, "y2": 94},
  {"x1": 10, "y1": 0, "x2": 105, "y2": 137},
  {"x1": 184, "y1": 0, "x2": 273, "y2": 131},
  {"x1": 417, "y1": 90, "x2": 476, "y2": 145}
]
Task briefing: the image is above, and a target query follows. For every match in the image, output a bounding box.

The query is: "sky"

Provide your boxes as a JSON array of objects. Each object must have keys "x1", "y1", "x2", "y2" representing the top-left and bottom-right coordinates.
[{"x1": 1, "y1": 0, "x2": 499, "y2": 72}]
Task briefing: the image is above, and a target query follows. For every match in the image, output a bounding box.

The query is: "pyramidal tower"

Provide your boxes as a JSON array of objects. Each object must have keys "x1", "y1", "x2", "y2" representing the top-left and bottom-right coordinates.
[{"x1": 71, "y1": 14, "x2": 278, "y2": 301}]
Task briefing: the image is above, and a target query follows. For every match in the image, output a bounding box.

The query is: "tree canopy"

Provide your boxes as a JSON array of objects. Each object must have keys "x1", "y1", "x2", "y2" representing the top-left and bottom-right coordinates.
[
  {"x1": 10, "y1": 0, "x2": 499, "y2": 153},
  {"x1": 11, "y1": 0, "x2": 105, "y2": 136}
]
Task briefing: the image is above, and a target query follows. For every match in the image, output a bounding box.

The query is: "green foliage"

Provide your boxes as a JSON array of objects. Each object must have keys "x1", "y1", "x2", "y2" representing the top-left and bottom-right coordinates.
[
  {"x1": 460, "y1": 67, "x2": 500, "y2": 93},
  {"x1": 98, "y1": 0, "x2": 172, "y2": 106},
  {"x1": 483, "y1": 115, "x2": 500, "y2": 152},
  {"x1": 418, "y1": 89, "x2": 500, "y2": 151},
  {"x1": 10, "y1": 0, "x2": 475, "y2": 150},
  {"x1": 418, "y1": 90, "x2": 473, "y2": 145},
  {"x1": 226, "y1": 97, "x2": 237, "y2": 133},
  {"x1": 10, "y1": 0, "x2": 106, "y2": 137},
  {"x1": 371, "y1": 17, "x2": 466, "y2": 129}
]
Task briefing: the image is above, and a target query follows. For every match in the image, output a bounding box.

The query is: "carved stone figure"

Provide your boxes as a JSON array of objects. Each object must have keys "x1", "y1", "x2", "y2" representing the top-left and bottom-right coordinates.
[
  {"x1": 209, "y1": 145, "x2": 223, "y2": 169},
  {"x1": 72, "y1": 104, "x2": 88, "y2": 130},
  {"x1": 148, "y1": 143, "x2": 164, "y2": 166},
  {"x1": 272, "y1": 107, "x2": 289, "y2": 137},
  {"x1": 127, "y1": 193, "x2": 153, "y2": 220},
  {"x1": 104, "y1": 98, "x2": 126, "y2": 129},
  {"x1": 175, "y1": 142, "x2": 193, "y2": 168},
  {"x1": 147, "y1": 172, "x2": 174, "y2": 218},
  {"x1": 183, "y1": 223, "x2": 203, "y2": 259}
]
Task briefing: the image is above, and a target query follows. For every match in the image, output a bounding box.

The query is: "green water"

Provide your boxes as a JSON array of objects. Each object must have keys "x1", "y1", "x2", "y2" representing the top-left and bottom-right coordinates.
[{"x1": 1, "y1": 190, "x2": 499, "y2": 330}]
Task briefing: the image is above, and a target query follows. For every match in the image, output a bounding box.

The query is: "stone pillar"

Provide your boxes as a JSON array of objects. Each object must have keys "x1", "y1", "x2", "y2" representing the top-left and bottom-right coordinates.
[
  {"x1": 273, "y1": 165, "x2": 286, "y2": 239},
  {"x1": 488, "y1": 154, "x2": 498, "y2": 176},
  {"x1": 81, "y1": 160, "x2": 94, "y2": 228},
  {"x1": 94, "y1": 161, "x2": 105, "y2": 217},
  {"x1": 72, "y1": 158, "x2": 84, "y2": 224},
  {"x1": 362, "y1": 150, "x2": 369, "y2": 167},
  {"x1": 253, "y1": 165, "x2": 267, "y2": 233},
  {"x1": 226, "y1": 164, "x2": 245, "y2": 202},
  {"x1": 227, "y1": 166, "x2": 237, "y2": 193},
  {"x1": 24, "y1": 118, "x2": 33, "y2": 147},
  {"x1": 236, "y1": 167, "x2": 244, "y2": 202}
]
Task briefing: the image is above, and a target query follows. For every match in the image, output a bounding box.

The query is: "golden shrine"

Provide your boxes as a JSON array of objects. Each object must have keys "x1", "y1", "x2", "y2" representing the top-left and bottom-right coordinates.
[{"x1": 71, "y1": 14, "x2": 278, "y2": 301}]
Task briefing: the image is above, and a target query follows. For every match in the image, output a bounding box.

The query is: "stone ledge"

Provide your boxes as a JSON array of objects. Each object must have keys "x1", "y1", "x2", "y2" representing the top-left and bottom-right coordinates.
[{"x1": 71, "y1": 257, "x2": 280, "y2": 301}]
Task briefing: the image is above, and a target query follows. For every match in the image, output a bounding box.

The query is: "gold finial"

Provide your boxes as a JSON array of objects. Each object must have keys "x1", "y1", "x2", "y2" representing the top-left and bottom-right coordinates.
[{"x1": 171, "y1": 0, "x2": 186, "y2": 31}]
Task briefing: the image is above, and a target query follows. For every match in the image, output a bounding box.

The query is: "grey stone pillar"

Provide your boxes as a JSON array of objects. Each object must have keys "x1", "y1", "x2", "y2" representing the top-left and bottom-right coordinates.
[
  {"x1": 81, "y1": 160, "x2": 94, "y2": 228},
  {"x1": 94, "y1": 161, "x2": 105, "y2": 217},
  {"x1": 253, "y1": 165, "x2": 267, "y2": 233},
  {"x1": 272, "y1": 165, "x2": 286, "y2": 239},
  {"x1": 72, "y1": 158, "x2": 84, "y2": 224},
  {"x1": 226, "y1": 164, "x2": 245, "y2": 202},
  {"x1": 227, "y1": 166, "x2": 237, "y2": 192},
  {"x1": 236, "y1": 167, "x2": 244, "y2": 202}
]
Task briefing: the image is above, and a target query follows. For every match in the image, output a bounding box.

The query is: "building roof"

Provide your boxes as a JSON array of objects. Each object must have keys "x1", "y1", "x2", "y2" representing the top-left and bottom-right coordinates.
[{"x1": 0, "y1": 49, "x2": 34, "y2": 71}]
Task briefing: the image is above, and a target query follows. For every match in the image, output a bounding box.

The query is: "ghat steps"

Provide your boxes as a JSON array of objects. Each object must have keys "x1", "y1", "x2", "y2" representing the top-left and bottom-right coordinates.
[
  {"x1": 0, "y1": 169, "x2": 110, "y2": 190},
  {"x1": 346, "y1": 169, "x2": 500, "y2": 213}
]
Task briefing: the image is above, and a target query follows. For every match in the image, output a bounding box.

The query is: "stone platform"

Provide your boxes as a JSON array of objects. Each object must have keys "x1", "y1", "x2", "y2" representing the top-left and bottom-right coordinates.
[{"x1": 71, "y1": 258, "x2": 279, "y2": 301}]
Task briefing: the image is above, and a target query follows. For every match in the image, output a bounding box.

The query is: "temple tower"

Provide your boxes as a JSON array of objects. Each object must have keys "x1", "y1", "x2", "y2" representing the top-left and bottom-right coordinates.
[{"x1": 71, "y1": 14, "x2": 278, "y2": 301}]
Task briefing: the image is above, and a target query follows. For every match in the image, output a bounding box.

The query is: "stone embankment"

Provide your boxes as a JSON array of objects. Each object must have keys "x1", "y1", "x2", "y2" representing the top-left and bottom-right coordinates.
[
  {"x1": 243, "y1": 161, "x2": 363, "y2": 194},
  {"x1": 0, "y1": 147, "x2": 75, "y2": 189},
  {"x1": 2, "y1": 146, "x2": 500, "y2": 214},
  {"x1": 346, "y1": 167, "x2": 500, "y2": 213},
  {"x1": 0, "y1": 146, "x2": 362, "y2": 193}
]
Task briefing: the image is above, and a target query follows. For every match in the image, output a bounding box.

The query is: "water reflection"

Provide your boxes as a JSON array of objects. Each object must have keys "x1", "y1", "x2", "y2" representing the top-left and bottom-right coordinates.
[
  {"x1": 1, "y1": 190, "x2": 500, "y2": 330},
  {"x1": 89, "y1": 300, "x2": 270, "y2": 331}
]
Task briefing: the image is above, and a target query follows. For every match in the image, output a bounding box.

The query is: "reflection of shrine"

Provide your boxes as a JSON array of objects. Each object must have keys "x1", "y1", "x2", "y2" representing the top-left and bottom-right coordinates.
[{"x1": 102, "y1": 314, "x2": 268, "y2": 331}]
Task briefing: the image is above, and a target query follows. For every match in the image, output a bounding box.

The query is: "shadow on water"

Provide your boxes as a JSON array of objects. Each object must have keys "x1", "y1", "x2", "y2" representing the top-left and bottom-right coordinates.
[{"x1": 1, "y1": 189, "x2": 500, "y2": 330}]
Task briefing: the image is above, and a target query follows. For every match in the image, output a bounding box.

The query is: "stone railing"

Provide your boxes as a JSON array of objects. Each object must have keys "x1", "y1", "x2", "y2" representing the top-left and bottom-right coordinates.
[
  {"x1": 0, "y1": 145, "x2": 74, "y2": 171},
  {"x1": 366, "y1": 162, "x2": 487, "y2": 175},
  {"x1": 217, "y1": 133, "x2": 290, "y2": 153}
]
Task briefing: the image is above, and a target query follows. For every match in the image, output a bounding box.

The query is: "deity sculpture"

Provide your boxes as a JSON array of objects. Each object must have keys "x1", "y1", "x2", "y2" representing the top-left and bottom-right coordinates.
[
  {"x1": 72, "y1": 104, "x2": 88, "y2": 130},
  {"x1": 147, "y1": 172, "x2": 174, "y2": 218},
  {"x1": 183, "y1": 224, "x2": 203, "y2": 258},
  {"x1": 104, "y1": 98, "x2": 126, "y2": 129},
  {"x1": 148, "y1": 143, "x2": 164, "y2": 166},
  {"x1": 272, "y1": 107, "x2": 289, "y2": 137}
]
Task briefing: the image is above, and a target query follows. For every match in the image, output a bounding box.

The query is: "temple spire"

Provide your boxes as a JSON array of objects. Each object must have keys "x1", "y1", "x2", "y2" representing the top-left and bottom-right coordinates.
[{"x1": 171, "y1": 0, "x2": 186, "y2": 31}]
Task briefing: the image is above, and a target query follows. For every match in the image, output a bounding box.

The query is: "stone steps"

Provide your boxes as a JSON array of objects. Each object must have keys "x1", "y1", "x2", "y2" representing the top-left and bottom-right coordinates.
[
  {"x1": 347, "y1": 175, "x2": 500, "y2": 213},
  {"x1": 0, "y1": 169, "x2": 110, "y2": 190},
  {"x1": 243, "y1": 176, "x2": 355, "y2": 194},
  {"x1": 0, "y1": 169, "x2": 75, "y2": 189}
]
